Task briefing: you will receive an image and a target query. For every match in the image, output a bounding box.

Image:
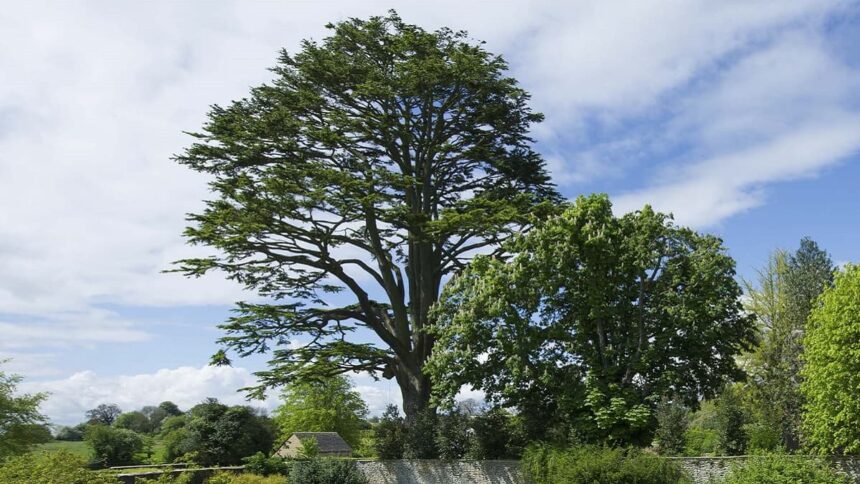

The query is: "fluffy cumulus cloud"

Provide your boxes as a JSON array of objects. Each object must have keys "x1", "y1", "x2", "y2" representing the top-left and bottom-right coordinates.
[
  {"x1": 1, "y1": 1, "x2": 858, "y2": 414},
  {"x1": 20, "y1": 365, "x2": 275, "y2": 425},
  {"x1": 18, "y1": 365, "x2": 473, "y2": 424}
]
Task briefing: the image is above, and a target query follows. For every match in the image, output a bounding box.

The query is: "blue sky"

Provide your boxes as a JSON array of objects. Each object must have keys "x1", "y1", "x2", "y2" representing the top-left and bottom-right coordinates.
[{"x1": 1, "y1": 1, "x2": 859, "y2": 424}]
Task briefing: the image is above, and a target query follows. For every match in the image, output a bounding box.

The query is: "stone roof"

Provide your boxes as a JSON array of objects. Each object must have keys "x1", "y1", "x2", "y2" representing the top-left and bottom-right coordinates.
[{"x1": 290, "y1": 432, "x2": 352, "y2": 453}]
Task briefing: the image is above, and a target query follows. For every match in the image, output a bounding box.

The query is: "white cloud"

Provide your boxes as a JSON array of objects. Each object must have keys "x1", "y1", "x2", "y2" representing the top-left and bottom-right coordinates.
[
  {"x1": 18, "y1": 364, "x2": 483, "y2": 424},
  {"x1": 614, "y1": 32, "x2": 860, "y2": 227},
  {"x1": 20, "y1": 365, "x2": 276, "y2": 425}
]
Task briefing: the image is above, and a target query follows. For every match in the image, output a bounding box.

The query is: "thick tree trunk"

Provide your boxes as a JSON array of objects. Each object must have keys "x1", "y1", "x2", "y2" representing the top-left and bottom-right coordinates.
[{"x1": 395, "y1": 358, "x2": 432, "y2": 422}]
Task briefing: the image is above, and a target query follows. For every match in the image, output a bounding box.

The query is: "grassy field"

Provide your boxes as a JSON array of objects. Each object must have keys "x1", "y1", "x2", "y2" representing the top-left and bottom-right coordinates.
[{"x1": 34, "y1": 440, "x2": 90, "y2": 458}]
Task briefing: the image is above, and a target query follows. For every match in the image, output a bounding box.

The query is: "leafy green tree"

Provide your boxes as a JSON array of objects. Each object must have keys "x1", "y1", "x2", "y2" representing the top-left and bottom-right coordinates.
[
  {"x1": 468, "y1": 407, "x2": 526, "y2": 459},
  {"x1": 714, "y1": 384, "x2": 748, "y2": 455},
  {"x1": 115, "y1": 410, "x2": 152, "y2": 434},
  {"x1": 273, "y1": 375, "x2": 368, "y2": 448},
  {"x1": 161, "y1": 399, "x2": 276, "y2": 466},
  {"x1": 744, "y1": 239, "x2": 833, "y2": 450},
  {"x1": 435, "y1": 408, "x2": 472, "y2": 459},
  {"x1": 0, "y1": 363, "x2": 47, "y2": 460},
  {"x1": 427, "y1": 194, "x2": 756, "y2": 445},
  {"x1": 172, "y1": 11, "x2": 557, "y2": 421},
  {"x1": 373, "y1": 404, "x2": 405, "y2": 459},
  {"x1": 653, "y1": 397, "x2": 690, "y2": 456},
  {"x1": 86, "y1": 403, "x2": 122, "y2": 425},
  {"x1": 802, "y1": 264, "x2": 860, "y2": 454},
  {"x1": 85, "y1": 424, "x2": 146, "y2": 466},
  {"x1": 158, "y1": 401, "x2": 183, "y2": 417}
]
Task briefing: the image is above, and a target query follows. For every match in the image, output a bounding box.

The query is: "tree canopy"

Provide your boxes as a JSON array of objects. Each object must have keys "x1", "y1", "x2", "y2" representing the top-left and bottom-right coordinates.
[
  {"x1": 427, "y1": 194, "x2": 756, "y2": 444},
  {"x1": 743, "y1": 238, "x2": 834, "y2": 450},
  {"x1": 0, "y1": 363, "x2": 47, "y2": 461},
  {"x1": 86, "y1": 404, "x2": 122, "y2": 426},
  {"x1": 174, "y1": 11, "x2": 557, "y2": 419},
  {"x1": 160, "y1": 399, "x2": 275, "y2": 466},
  {"x1": 802, "y1": 264, "x2": 860, "y2": 454},
  {"x1": 273, "y1": 375, "x2": 368, "y2": 448}
]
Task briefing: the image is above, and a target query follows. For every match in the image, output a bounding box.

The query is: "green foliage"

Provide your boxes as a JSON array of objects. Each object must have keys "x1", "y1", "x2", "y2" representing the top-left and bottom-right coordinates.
[
  {"x1": 55, "y1": 425, "x2": 86, "y2": 441},
  {"x1": 173, "y1": 10, "x2": 557, "y2": 421},
  {"x1": 0, "y1": 451, "x2": 115, "y2": 484},
  {"x1": 86, "y1": 403, "x2": 122, "y2": 425},
  {"x1": 428, "y1": 194, "x2": 756, "y2": 445},
  {"x1": 435, "y1": 408, "x2": 472, "y2": 459},
  {"x1": 206, "y1": 471, "x2": 286, "y2": 484},
  {"x1": 85, "y1": 424, "x2": 146, "y2": 466},
  {"x1": 273, "y1": 376, "x2": 368, "y2": 449},
  {"x1": 802, "y1": 264, "x2": 860, "y2": 454},
  {"x1": 242, "y1": 451, "x2": 290, "y2": 476},
  {"x1": 159, "y1": 399, "x2": 276, "y2": 466},
  {"x1": 653, "y1": 397, "x2": 689, "y2": 456},
  {"x1": 714, "y1": 385, "x2": 748, "y2": 456},
  {"x1": 297, "y1": 436, "x2": 320, "y2": 459},
  {"x1": 743, "y1": 239, "x2": 834, "y2": 451},
  {"x1": 352, "y1": 429, "x2": 377, "y2": 458},
  {"x1": 721, "y1": 455, "x2": 849, "y2": 484},
  {"x1": 373, "y1": 404, "x2": 405, "y2": 459},
  {"x1": 468, "y1": 407, "x2": 527, "y2": 459},
  {"x1": 521, "y1": 444, "x2": 692, "y2": 484},
  {"x1": 116, "y1": 410, "x2": 154, "y2": 434},
  {"x1": 0, "y1": 363, "x2": 47, "y2": 461},
  {"x1": 288, "y1": 458, "x2": 368, "y2": 484},
  {"x1": 403, "y1": 407, "x2": 438, "y2": 458}
]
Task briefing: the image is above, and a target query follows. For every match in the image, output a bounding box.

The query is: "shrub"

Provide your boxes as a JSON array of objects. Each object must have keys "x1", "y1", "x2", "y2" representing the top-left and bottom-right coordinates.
[
  {"x1": 85, "y1": 424, "x2": 146, "y2": 466},
  {"x1": 288, "y1": 458, "x2": 368, "y2": 484},
  {"x1": 403, "y1": 407, "x2": 438, "y2": 458},
  {"x1": 0, "y1": 451, "x2": 114, "y2": 484},
  {"x1": 373, "y1": 404, "x2": 405, "y2": 459},
  {"x1": 206, "y1": 472, "x2": 287, "y2": 484},
  {"x1": 242, "y1": 451, "x2": 290, "y2": 476},
  {"x1": 435, "y1": 408, "x2": 472, "y2": 459},
  {"x1": 722, "y1": 455, "x2": 849, "y2": 484},
  {"x1": 714, "y1": 385, "x2": 747, "y2": 455},
  {"x1": 468, "y1": 407, "x2": 526, "y2": 459},
  {"x1": 522, "y1": 444, "x2": 692, "y2": 484},
  {"x1": 683, "y1": 426, "x2": 719, "y2": 456},
  {"x1": 653, "y1": 397, "x2": 689, "y2": 456}
]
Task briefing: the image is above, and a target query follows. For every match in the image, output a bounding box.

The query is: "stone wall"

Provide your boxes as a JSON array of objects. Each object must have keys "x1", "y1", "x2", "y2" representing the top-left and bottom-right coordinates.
[
  {"x1": 671, "y1": 456, "x2": 860, "y2": 483},
  {"x1": 355, "y1": 457, "x2": 860, "y2": 484},
  {"x1": 356, "y1": 460, "x2": 523, "y2": 484}
]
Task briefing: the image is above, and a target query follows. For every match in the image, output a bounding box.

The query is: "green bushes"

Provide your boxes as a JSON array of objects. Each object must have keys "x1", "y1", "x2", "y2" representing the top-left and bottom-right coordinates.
[
  {"x1": 522, "y1": 444, "x2": 692, "y2": 484},
  {"x1": 721, "y1": 455, "x2": 849, "y2": 484},
  {"x1": 85, "y1": 424, "x2": 146, "y2": 466},
  {"x1": 288, "y1": 458, "x2": 367, "y2": 484},
  {"x1": 0, "y1": 451, "x2": 114, "y2": 484},
  {"x1": 206, "y1": 472, "x2": 287, "y2": 484}
]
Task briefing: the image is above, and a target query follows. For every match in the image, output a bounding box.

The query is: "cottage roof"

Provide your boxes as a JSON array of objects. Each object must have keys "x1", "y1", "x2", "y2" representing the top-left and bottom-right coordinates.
[{"x1": 289, "y1": 432, "x2": 352, "y2": 453}]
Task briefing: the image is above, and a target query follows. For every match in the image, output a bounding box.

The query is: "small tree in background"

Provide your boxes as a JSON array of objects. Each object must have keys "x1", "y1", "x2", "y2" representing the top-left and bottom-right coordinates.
[
  {"x1": 653, "y1": 397, "x2": 689, "y2": 456},
  {"x1": 85, "y1": 425, "x2": 145, "y2": 466},
  {"x1": 435, "y1": 408, "x2": 472, "y2": 459},
  {"x1": 274, "y1": 375, "x2": 368, "y2": 449},
  {"x1": 714, "y1": 385, "x2": 747, "y2": 456},
  {"x1": 298, "y1": 436, "x2": 320, "y2": 459},
  {"x1": 743, "y1": 238, "x2": 834, "y2": 451},
  {"x1": 114, "y1": 411, "x2": 152, "y2": 434},
  {"x1": 802, "y1": 264, "x2": 860, "y2": 454},
  {"x1": 86, "y1": 404, "x2": 122, "y2": 426},
  {"x1": 373, "y1": 405, "x2": 405, "y2": 459}
]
